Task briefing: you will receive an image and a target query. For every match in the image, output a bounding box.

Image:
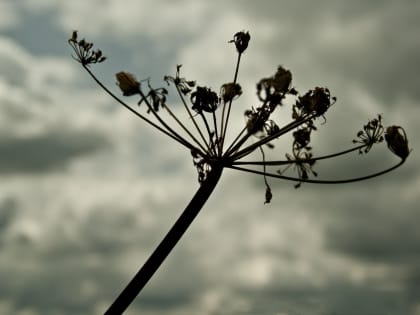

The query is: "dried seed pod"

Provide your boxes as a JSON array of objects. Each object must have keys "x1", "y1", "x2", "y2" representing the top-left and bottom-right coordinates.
[
  {"x1": 385, "y1": 126, "x2": 410, "y2": 160},
  {"x1": 115, "y1": 72, "x2": 141, "y2": 96}
]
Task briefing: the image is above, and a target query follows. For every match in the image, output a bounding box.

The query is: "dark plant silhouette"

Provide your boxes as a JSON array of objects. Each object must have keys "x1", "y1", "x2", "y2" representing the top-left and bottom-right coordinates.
[{"x1": 68, "y1": 30, "x2": 410, "y2": 314}]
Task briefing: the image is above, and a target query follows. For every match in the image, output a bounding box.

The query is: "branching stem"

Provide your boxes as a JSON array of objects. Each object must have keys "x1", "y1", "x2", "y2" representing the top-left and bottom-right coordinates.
[
  {"x1": 227, "y1": 115, "x2": 316, "y2": 160},
  {"x1": 220, "y1": 52, "x2": 242, "y2": 152},
  {"x1": 226, "y1": 159, "x2": 405, "y2": 184},
  {"x1": 162, "y1": 104, "x2": 208, "y2": 154},
  {"x1": 231, "y1": 144, "x2": 366, "y2": 166},
  {"x1": 83, "y1": 66, "x2": 199, "y2": 152},
  {"x1": 175, "y1": 85, "x2": 212, "y2": 153}
]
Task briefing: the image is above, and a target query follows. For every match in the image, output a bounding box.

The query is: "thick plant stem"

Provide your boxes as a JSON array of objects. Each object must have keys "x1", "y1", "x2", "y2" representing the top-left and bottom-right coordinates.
[{"x1": 104, "y1": 166, "x2": 223, "y2": 315}]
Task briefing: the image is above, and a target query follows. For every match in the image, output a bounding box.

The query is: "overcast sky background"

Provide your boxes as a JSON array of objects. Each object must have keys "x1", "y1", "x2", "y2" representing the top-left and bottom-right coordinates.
[{"x1": 0, "y1": 1, "x2": 419, "y2": 315}]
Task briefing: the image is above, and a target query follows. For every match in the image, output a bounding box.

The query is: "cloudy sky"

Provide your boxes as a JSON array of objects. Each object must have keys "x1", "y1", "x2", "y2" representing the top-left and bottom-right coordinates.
[{"x1": 1, "y1": 1, "x2": 419, "y2": 314}]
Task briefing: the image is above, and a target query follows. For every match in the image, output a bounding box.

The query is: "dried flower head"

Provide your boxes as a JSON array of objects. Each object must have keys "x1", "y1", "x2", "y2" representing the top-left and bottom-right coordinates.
[
  {"x1": 229, "y1": 31, "x2": 251, "y2": 54},
  {"x1": 220, "y1": 83, "x2": 242, "y2": 103},
  {"x1": 294, "y1": 87, "x2": 335, "y2": 119},
  {"x1": 191, "y1": 86, "x2": 219, "y2": 113}
]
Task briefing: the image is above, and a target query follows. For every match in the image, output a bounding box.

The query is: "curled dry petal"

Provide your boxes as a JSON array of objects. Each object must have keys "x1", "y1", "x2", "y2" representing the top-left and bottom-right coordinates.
[
  {"x1": 385, "y1": 126, "x2": 410, "y2": 160},
  {"x1": 116, "y1": 72, "x2": 141, "y2": 96}
]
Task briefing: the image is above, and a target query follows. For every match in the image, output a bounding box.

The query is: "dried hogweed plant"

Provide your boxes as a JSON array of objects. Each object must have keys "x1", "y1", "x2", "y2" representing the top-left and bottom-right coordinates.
[{"x1": 69, "y1": 30, "x2": 410, "y2": 314}]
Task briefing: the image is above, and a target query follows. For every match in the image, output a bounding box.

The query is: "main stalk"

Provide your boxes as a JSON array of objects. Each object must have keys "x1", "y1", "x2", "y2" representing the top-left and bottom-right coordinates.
[{"x1": 104, "y1": 166, "x2": 223, "y2": 314}]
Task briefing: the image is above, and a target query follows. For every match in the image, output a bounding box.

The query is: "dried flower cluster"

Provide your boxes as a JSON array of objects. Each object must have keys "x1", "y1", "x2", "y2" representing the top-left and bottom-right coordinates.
[{"x1": 69, "y1": 30, "x2": 409, "y2": 203}]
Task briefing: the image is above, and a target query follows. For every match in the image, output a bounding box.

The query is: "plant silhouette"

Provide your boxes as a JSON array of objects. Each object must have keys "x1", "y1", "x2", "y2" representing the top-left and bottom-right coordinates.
[{"x1": 69, "y1": 30, "x2": 410, "y2": 314}]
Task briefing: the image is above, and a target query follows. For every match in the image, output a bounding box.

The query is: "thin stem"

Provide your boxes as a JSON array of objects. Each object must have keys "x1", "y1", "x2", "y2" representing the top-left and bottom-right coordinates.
[
  {"x1": 227, "y1": 115, "x2": 315, "y2": 161},
  {"x1": 162, "y1": 104, "x2": 208, "y2": 153},
  {"x1": 138, "y1": 89, "x2": 197, "y2": 152},
  {"x1": 224, "y1": 95, "x2": 274, "y2": 158},
  {"x1": 259, "y1": 146, "x2": 270, "y2": 188},
  {"x1": 83, "y1": 66, "x2": 198, "y2": 152},
  {"x1": 226, "y1": 158, "x2": 405, "y2": 184},
  {"x1": 220, "y1": 52, "x2": 242, "y2": 153},
  {"x1": 199, "y1": 112, "x2": 217, "y2": 156},
  {"x1": 212, "y1": 111, "x2": 220, "y2": 156},
  {"x1": 175, "y1": 85, "x2": 212, "y2": 153},
  {"x1": 222, "y1": 98, "x2": 269, "y2": 158},
  {"x1": 231, "y1": 144, "x2": 367, "y2": 166},
  {"x1": 104, "y1": 166, "x2": 223, "y2": 315},
  {"x1": 224, "y1": 126, "x2": 247, "y2": 156}
]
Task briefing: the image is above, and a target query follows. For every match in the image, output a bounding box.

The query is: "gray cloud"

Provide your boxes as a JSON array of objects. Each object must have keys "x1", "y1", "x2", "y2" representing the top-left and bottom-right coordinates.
[
  {"x1": 0, "y1": 197, "x2": 18, "y2": 231},
  {"x1": 0, "y1": 129, "x2": 110, "y2": 174},
  {"x1": 0, "y1": 1, "x2": 419, "y2": 315},
  {"x1": 232, "y1": 284, "x2": 396, "y2": 315},
  {"x1": 0, "y1": 197, "x2": 20, "y2": 248},
  {"x1": 325, "y1": 208, "x2": 420, "y2": 264},
  {"x1": 232, "y1": 1, "x2": 420, "y2": 105}
]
